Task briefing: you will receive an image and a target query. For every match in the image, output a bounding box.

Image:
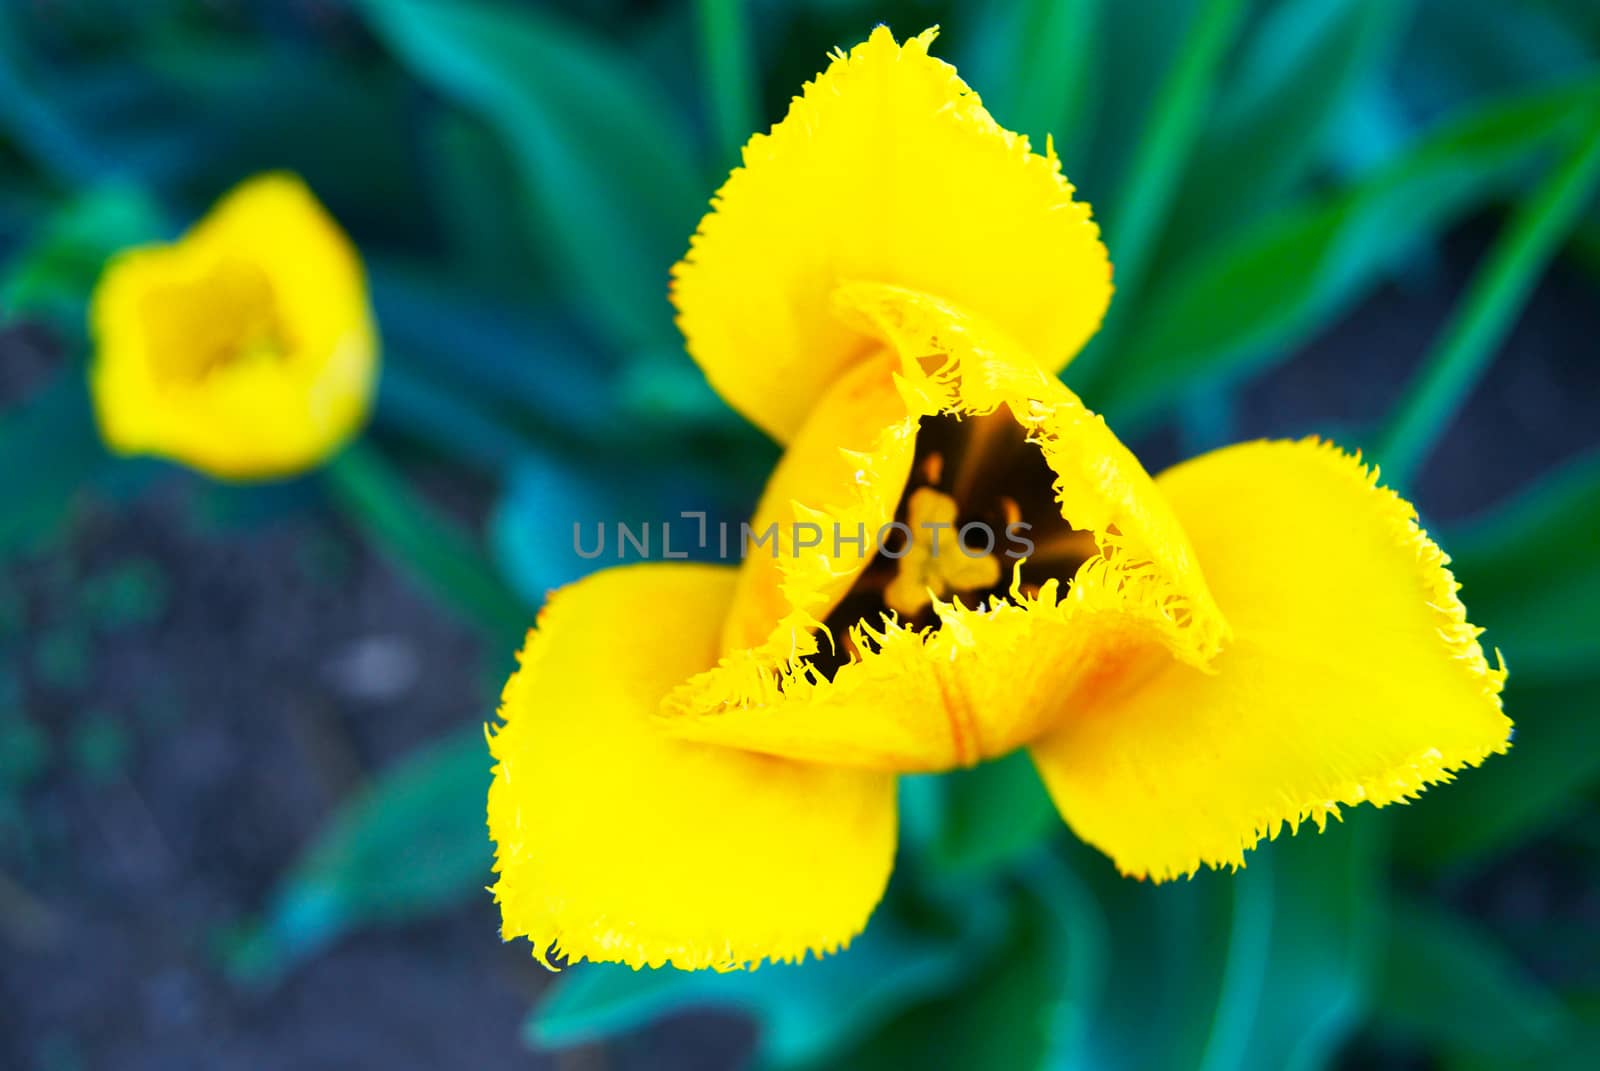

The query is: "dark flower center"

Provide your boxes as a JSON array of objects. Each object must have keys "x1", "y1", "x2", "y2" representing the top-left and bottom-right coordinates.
[{"x1": 808, "y1": 407, "x2": 1096, "y2": 677}]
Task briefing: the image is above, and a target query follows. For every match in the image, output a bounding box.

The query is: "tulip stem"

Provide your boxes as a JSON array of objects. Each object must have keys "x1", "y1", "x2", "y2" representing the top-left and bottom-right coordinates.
[
  {"x1": 1373, "y1": 112, "x2": 1600, "y2": 490},
  {"x1": 695, "y1": 0, "x2": 760, "y2": 170},
  {"x1": 323, "y1": 440, "x2": 530, "y2": 642}
]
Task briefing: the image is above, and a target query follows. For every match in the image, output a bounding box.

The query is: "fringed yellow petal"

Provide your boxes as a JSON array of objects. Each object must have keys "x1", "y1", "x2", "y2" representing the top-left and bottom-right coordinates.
[
  {"x1": 720, "y1": 355, "x2": 917, "y2": 658},
  {"x1": 90, "y1": 173, "x2": 376, "y2": 480},
  {"x1": 836, "y1": 282, "x2": 1226, "y2": 667},
  {"x1": 1030, "y1": 439, "x2": 1511, "y2": 882},
  {"x1": 488, "y1": 564, "x2": 897, "y2": 970},
  {"x1": 672, "y1": 25, "x2": 1111, "y2": 443},
  {"x1": 663, "y1": 287, "x2": 1223, "y2": 772},
  {"x1": 664, "y1": 578, "x2": 1190, "y2": 772}
]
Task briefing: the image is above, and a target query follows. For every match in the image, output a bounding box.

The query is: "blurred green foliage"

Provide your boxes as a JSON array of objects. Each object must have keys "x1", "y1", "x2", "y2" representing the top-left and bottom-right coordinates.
[
  {"x1": 3, "y1": 0, "x2": 1600, "y2": 1068},
  {"x1": 223, "y1": 724, "x2": 492, "y2": 987},
  {"x1": 532, "y1": 876, "x2": 1010, "y2": 1066}
]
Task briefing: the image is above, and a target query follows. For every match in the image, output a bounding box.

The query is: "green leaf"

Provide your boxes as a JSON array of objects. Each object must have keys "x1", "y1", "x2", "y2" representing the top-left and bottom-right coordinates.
[
  {"x1": 1446, "y1": 449, "x2": 1600, "y2": 680},
  {"x1": 1523, "y1": 992, "x2": 1600, "y2": 1071},
  {"x1": 695, "y1": 0, "x2": 760, "y2": 168},
  {"x1": 529, "y1": 888, "x2": 1007, "y2": 1070},
  {"x1": 920, "y1": 750, "x2": 1061, "y2": 877},
  {"x1": 1160, "y1": 0, "x2": 1413, "y2": 257},
  {"x1": 1068, "y1": 813, "x2": 1383, "y2": 1071},
  {"x1": 1090, "y1": 76, "x2": 1600, "y2": 422},
  {"x1": 375, "y1": 361, "x2": 536, "y2": 475},
  {"x1": 488, "y1": 454, "x2": 648, "y2": 607},
  {"x1": 1373, "y1": 114, "x2": 1600, "y2": 488},
  {"x1": 357, "y1": 0, "x2": 704, "y2": 353},
  {"x1": 420, "y1": 110, "x2": 549, "y2": 286},
  {"x1": 1324, "y1": 69, "x2": 1415, "y2": 178},
  {"x1": 228, "y1": 725, "x2": 491, "y2": 986},
  {"x1": 1392, "y1": 673, "x2": 1600, "y2": 870},
  {"x1": 962, "y1": 0, "x2": 1101, "y2": 166},
  {"x1": 0, "y1": 364, "x2": 110, "y2": 555},
  {"x1": 1, "y1": 185, "x2": 164, "y2": 331},
  {"x1": 1372, "y1": 897, "x2": 1571, "y2": 1063},
  {"x1": 1219, "y1": 816, "x2": 1385, "y2": 1071},
  {"x1": 1408, "y1": 0, "x2": 1596, "y2": 109},
  {"x1": 130, "y1": 43, "x2": 426, "y2": 223},
  {"x1": 0, "y1": 9, "x2": 105, "y2": 184},
  {"x1": 824, "y1": 859, "x2": 1102, "y2": 1071},
  {"x1": 1067, "y1": 846, "x2": 1234, "y2": 1070},
  {"x1": 1070, "y1": 0, "x2": 1251, "y2": 386},
  {"x1": 615, "y1": 353, "x2": 744, "y2": 434},
  {"x1": 321, "y1": 441, "x2": 531, "y2": 641},
  {"x1": 367, "y1": 264, "x2": 616, "y2": 445},
  {"x1": 0, "y1": 7, "x2": 425, "y2": 218},
  {"x1": 1097, "y1": 0, "x2": 1248, "y2": 310},
  {"x1": 1068, "y1": 0, "x2": 1198, "y2": 208}
]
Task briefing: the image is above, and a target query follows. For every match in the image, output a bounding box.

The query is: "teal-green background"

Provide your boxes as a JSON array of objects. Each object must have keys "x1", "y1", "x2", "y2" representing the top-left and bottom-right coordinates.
[{"x1": 2, "y1": 0, "x2": 1598, "y2": 1067}]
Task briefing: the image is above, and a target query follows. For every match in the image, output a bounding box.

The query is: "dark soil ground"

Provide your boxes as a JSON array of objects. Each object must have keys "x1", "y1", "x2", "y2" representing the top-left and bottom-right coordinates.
[{"x1": 1, "y1": 223, "x2": 1597, "y2": 1070}]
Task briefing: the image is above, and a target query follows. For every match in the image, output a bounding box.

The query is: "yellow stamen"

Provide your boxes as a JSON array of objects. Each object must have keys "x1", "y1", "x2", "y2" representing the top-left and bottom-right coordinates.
[{"x1": 884, "y1": 487, "x2": 1002, "y2": 617}]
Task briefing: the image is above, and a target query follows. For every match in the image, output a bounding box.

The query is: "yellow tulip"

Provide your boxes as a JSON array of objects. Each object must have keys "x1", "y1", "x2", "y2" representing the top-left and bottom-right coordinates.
[
  {"x1": 487, "y1": 28, "x2": 1509, "y2": 971},
  {"x1": 89, "y1": 173, "x2": 377, "y2": 480}
]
